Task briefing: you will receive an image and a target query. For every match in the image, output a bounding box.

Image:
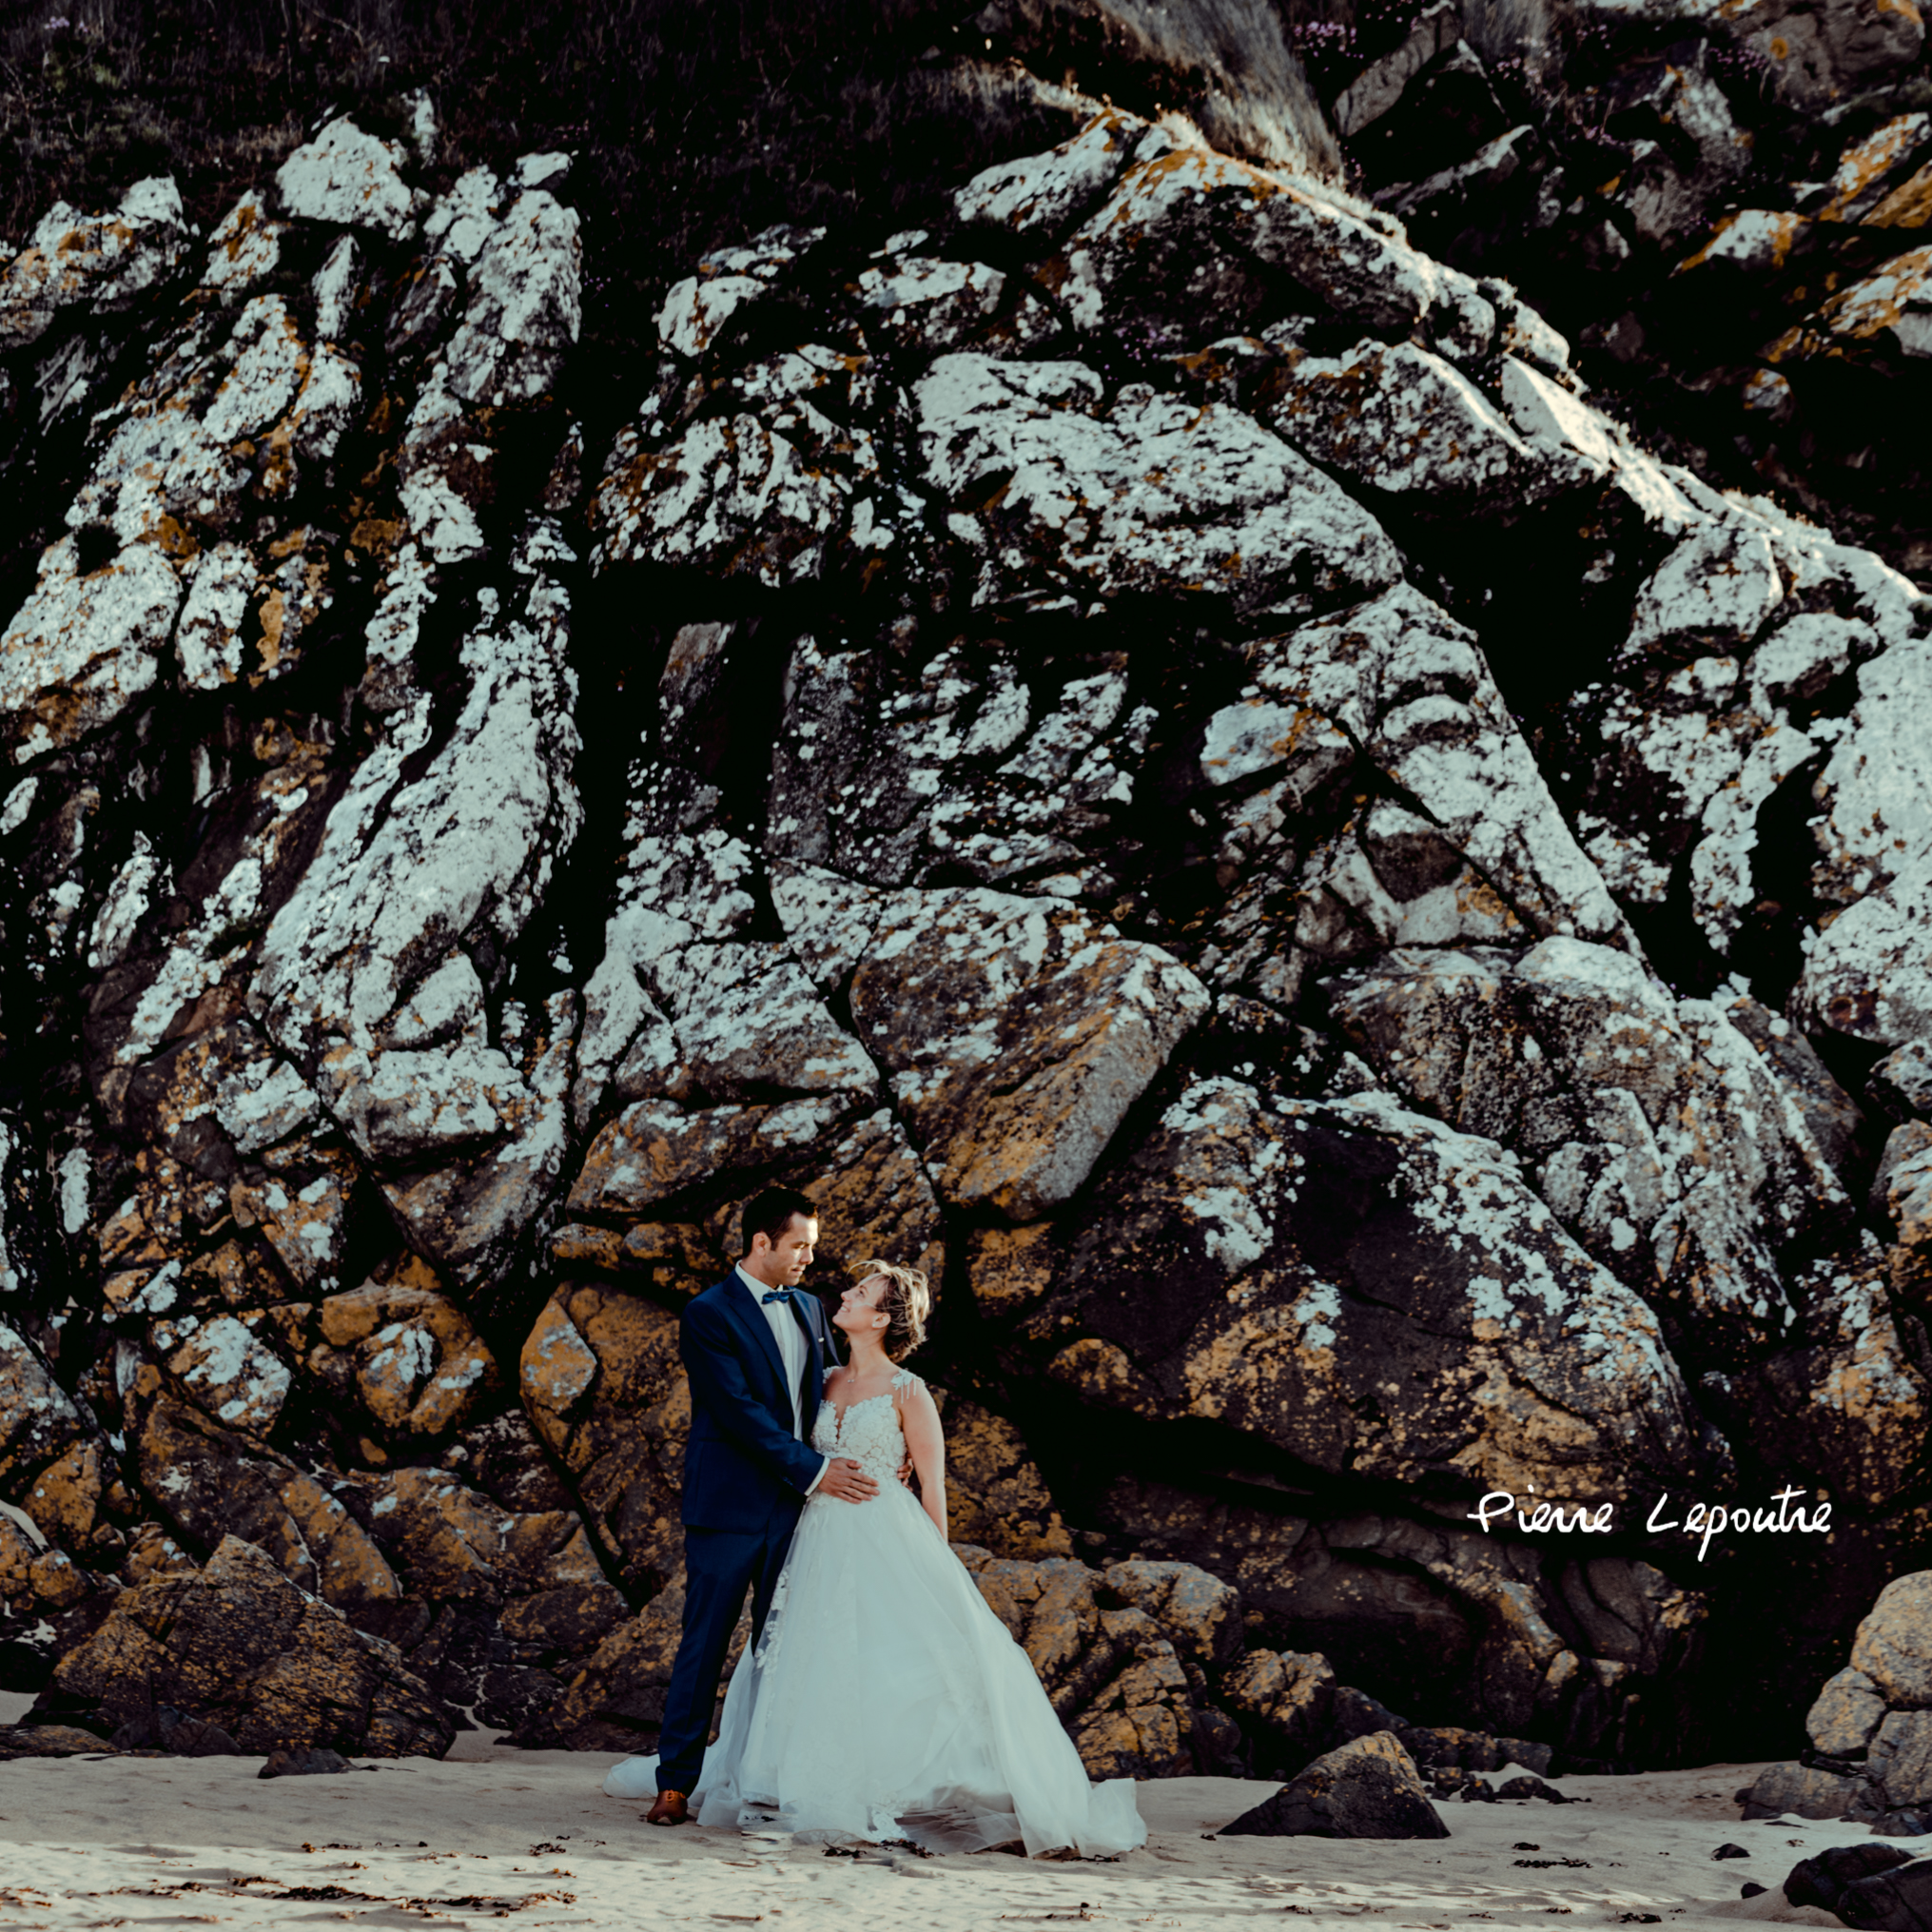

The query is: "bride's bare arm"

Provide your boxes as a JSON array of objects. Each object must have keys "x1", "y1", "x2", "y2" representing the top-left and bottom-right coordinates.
[{"x1": 898, "y1": 1378, "x2": 947, "y2": 1540}]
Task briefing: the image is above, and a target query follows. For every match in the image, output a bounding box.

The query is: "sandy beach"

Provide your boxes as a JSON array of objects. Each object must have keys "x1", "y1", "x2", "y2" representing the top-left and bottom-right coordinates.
[{"x1": 1, "y1": 1691, "x2": 1884, "y2": 1928}]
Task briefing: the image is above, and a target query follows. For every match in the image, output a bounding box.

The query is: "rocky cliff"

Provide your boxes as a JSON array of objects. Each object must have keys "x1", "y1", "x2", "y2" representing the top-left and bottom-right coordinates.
[
  {"x1": 0, "y1": 73, "x2": 1928, "y2": 1772},
  {"x1": 1111, "y1": 0, "x2": 1932, "y2": 578}
]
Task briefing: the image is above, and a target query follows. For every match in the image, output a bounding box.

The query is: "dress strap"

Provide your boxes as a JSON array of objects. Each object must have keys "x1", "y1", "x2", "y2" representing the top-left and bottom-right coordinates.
[{"x1": 890, "y1": 1367, "x2": 918, "y2": 1393}]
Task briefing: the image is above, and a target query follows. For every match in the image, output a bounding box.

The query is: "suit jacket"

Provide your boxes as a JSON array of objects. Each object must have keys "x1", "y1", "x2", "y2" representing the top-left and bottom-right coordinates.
[{"x1": 678, "y1": 1270, "x2": 840, "y2": 1532}]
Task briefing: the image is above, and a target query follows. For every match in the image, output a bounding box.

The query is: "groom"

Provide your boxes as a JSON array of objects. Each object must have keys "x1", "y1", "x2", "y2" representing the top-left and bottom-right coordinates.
[{"x1": 646, "y1": 1184, "x2": 879, "y2": 1825}]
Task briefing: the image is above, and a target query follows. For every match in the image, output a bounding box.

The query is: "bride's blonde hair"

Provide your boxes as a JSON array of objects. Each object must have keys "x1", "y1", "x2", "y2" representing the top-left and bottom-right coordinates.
[{"x1": 851, "y1": 1259, "x2": 930, "y2": 1360}]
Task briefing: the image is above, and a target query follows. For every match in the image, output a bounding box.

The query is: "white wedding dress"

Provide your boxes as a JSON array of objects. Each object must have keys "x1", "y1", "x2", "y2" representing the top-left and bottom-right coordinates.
[{"x1": 604, "y1": 1372, "x2": 1145, "y2": 1859}]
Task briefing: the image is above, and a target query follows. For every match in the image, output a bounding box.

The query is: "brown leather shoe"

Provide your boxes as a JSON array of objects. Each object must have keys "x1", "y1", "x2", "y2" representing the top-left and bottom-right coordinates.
[{"x1": 645, "y1": 1789, "x2": 689, "y2": 1826}]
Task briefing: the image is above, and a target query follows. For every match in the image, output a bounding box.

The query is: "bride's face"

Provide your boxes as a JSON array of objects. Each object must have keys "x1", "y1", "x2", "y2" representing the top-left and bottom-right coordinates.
[{"x1": 834, "y1": 1275, "x2": 891, "y2": 1339}]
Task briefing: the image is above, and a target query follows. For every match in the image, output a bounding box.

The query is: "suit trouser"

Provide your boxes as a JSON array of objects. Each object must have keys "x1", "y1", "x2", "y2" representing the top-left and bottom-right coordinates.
[{"x1": 655, "y1": 1519, "x2": 796, "y2": 1794}]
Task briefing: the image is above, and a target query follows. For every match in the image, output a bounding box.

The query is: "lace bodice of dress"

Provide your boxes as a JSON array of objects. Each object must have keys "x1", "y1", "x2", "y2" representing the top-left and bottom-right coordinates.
[{"x1": 810, "y1": 1369, "x2": 918, "y2": 1486}]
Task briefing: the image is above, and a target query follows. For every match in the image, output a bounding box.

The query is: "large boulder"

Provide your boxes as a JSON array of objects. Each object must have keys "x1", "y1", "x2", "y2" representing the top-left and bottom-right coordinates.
[
  {"x1": 1220, "y1": 1729, "x2": 1450, "y2": 1838},
  {"x1": 772, "y1": 873, "x2": 1209, "y2": 1221},
  {"x1": 28, "y1": 1535, "x2": 455, "y2": 1756},
  {"x1": 1021, "y1": 1074, "x2": 1709, "y2": 1497},
  {"x1": 957, "y1": 1548, "x2": 1209, "y2": 1779},
  {"x1": 1329, "y1": 939, "x2": 1848, "y2": 1367},
  {"x1": 1100, "y1": 1477, "x2": 1708, "y2": 1763}
]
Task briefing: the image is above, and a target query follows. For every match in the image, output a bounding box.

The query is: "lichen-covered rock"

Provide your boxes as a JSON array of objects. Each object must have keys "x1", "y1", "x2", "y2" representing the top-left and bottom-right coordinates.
[
  {"x1": 1734, "y1": 1256, "x2": 1927, "y2": 1511},
  {"x1": 1852, "y1": 1572, "x2": 1932, "y2": 1709},
  {"x1": 310, "y1": 1280, "x2": 498, "y2": 1440},
  {"x1": 0, "y1": 537, "x2": 181, "y2": 767},
  {"x1": 130, "y1": 1395, "x2": 397, "y2": 1621},
  {"x1": 1055, "y1": 143, "x2": 1445, "y2": 343},
  {"x1": 954, "y1": 110, "x2": 1163, "y2": 239},
  {"x1": 0, "y1": 1322, "x2": 107, "y2": 1548},
  {"x1": 167, "y1": 1316, "x2": 292, "y2": 1436},
  {"x1": 1809, "y1": 1666, "x2": 1888, "y2": 1758},
  {"x1": 10, "y1": 93, "x2": 1932, "y2": 1781},
  {"x1": 519, "y1": 1287, "x2": 686, "y2": 1598},
  {"x1": 937, "y1": 1395, "x2": 1074, "y2": 1559},
  {"x1": 28, "y1": 1534, "x2": 454, "y2": 1756},
  {"x1": 912, "y1": 351, "x2": 1403, "y2": 616},
  {"x1": 1330, "y1": 938, "x2": 1847, "y2": 1365},
  {"x1": 272, "y1": 116, "x2": 422, "y2": 240},
  {"x1": 857, "y1": 256, "x2": 1006, "y2": 352},
  {"x1": 0, "y1": 1506, "x2": 112, "y2": 1693},
  {"x1": 654, "y1": 224, "x2": 824, "y2": 360},
  {"x1": 773, "y1": 874, "x2": 1207, "y2": 1220},
  {"x1": 1721, "y1": 0, "x2": 1925, "y2": 110},
  {"x1": 1798, "y1": 849, "x2": 1932, "y2": 1050},
  {"x1": 1221, "y1": 1648, "x2": 1337, "y2": 1774},
  {"x1": 1025, "y1": 1074, "x2": 1708, "y2": 1494},
  {"x1": 0, "y1": 176, "x2": 189, "y2": 352},
  {"x1": 1200, "y1": 585, "x2": 1634, "y2": 1004},
  {"x1": 254, "y1": 603, "x2": 579, "y2": 1067},
  {"x1": 1269, "y1": 339, "x2": 1545, "y2": 503},
  {"x1": 957, "y1": 1548, "x2": 1202, "y2": 1778},
  {"x1": 590, "y1": 412, "x2": 847, "y2": 584},
  {"x1": 1103, "y1": 1558, "x2": 1242, "y2": 1668},
  {"x1": 200, "y1": 190, "x2": 287, "y2": 301}
]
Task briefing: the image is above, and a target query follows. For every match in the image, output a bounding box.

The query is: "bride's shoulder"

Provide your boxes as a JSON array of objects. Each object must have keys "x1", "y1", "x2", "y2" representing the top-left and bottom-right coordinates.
[{"x1": 889, "y1": 1366, "x2": 935, "y2": 1407}]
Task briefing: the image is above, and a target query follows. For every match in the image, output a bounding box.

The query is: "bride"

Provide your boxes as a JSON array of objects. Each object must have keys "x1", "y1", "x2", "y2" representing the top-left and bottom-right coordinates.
[{"x1": 606, "y1": 1259, "x2": 1145, "y2": 1859}]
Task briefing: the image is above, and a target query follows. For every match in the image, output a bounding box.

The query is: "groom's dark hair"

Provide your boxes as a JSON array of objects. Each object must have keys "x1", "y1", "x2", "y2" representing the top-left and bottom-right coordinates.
[{"x1": 741, "y1": 1185, "x2": 818, "y2": 1253}]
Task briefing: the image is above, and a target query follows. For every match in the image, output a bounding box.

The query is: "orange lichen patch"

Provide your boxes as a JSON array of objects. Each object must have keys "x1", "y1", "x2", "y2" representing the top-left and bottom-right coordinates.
[
  {"x1": 1107, "y1": 145, "x2": 1282, "y2": 225},
  {"x1": 1819, "y1": 112, "x2": 1930, "y2": 221},
  {"x1": 248, "y1": 533, "x2": 330, "y2": 685},
  {"x1": 148, "y1": 514, "x2": 198, "y2": 560},
  {"x1": 213, "y1": 197, "x2": 267, "y2": 258},
  {"x1": 253, "y1": 1300, "x2": 314, "y2": 1355},
  {"x1": 1819, "y1": 243, "x2": 1932, "y2": 339},
  {"x1": 939, "y1": 1396, "x2": 1075, "y2": 1560},
  {"x1": 254, "y1": 379, "x2": 314, "y2": 500},
  {"x1": 966, "y1": 1222, "x2": 1060, "y2": 1318},
  {"x1": 1867, "y1": 163, "x2": 1932, "y2": 227},
  {"x1": 615, "y1": 1220, "x2": 712, "y2": 1289},
  {"x1": 551, "y1": 1222, "x2": 625, "y2": 1271},
  {"x1": 255, "y1": 586, "x2": 290, "y2": 672},
  {"x1": 1454, "y1": 873, "x2": 1520, "y2": 929},
  {"x1": 22, "y1": 1438, "x2": 103, "y2": 1546},
  {"x1": 1047, "y1": 1337, "x2": 1166, "y2": 1417},
  {"x1": 349, "y1": 516, "x2": 404, "y2": 561}
]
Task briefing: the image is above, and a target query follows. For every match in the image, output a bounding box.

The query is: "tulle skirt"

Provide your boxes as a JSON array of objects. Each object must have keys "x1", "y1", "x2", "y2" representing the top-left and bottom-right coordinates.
[{"x1": 602, "y1": 1478, "x2": 1144, "y2": 1859}]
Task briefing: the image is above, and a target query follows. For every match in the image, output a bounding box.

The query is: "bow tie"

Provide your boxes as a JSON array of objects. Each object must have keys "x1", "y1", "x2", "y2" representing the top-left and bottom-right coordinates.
[{"x1": 760, "y1": 1287, "x2": 795, "y2": 1305}]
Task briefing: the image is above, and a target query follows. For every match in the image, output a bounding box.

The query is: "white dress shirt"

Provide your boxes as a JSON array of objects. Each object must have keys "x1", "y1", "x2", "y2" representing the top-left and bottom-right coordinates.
[{"x1": 736, "y1": 1264, "x2": 829, "y2": 1494}]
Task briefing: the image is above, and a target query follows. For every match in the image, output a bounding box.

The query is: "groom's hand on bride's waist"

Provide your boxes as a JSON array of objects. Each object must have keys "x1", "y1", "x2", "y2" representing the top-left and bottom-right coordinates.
[{"x1": 820, "y1": 1457, "x2": 879, "y2": 1502}]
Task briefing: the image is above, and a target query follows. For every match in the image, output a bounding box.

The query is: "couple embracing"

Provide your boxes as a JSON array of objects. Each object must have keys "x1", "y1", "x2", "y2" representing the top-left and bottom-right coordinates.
[{"x1": 602, "y1": 1185, "x2": 1146, "y2": 1858}]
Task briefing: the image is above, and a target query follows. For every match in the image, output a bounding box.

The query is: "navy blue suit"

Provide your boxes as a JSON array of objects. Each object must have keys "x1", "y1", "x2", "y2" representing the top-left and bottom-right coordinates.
[{"x1": 655, "y1": 1270, "x2": 839, "y2": 1793}]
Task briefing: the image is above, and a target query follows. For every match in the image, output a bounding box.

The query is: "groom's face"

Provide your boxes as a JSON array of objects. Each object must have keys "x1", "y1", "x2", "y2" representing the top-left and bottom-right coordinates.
[{"x1": 758, "y1": 1214, "x2": 818, "y2": 1286}]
